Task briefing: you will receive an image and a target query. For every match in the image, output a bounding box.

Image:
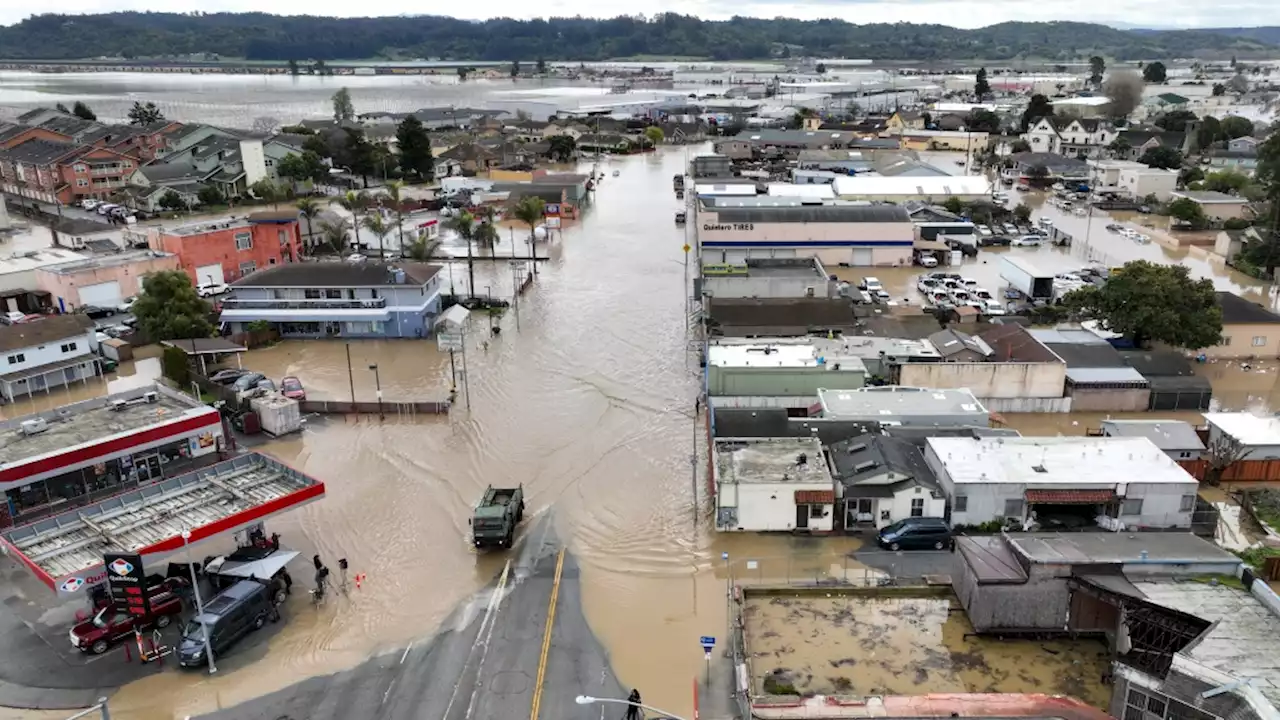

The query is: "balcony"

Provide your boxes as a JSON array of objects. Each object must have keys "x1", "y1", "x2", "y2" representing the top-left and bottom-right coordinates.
[
  {"x1": 89, "y1": 165, "x2": 127, "y2": 176},
  {"x1": 221, "y1": 297, "x2": 386, "y2": 310}
]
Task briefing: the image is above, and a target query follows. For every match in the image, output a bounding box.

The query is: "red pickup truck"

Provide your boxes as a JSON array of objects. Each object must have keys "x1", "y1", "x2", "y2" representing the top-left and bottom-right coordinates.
[{"x1": 70, "y1": 593, "x2": 183, "y2": 654}]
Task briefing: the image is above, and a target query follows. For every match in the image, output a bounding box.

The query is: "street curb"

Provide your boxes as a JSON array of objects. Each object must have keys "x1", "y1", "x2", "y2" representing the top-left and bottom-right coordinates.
[{"x1": 0, "y1": 679, "x2": 113, "y2": 711}]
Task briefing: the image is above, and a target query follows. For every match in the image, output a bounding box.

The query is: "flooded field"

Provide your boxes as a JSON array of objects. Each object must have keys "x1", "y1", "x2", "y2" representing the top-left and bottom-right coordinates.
[{"x1": 742, "y1": 593, "x2": 1111, "y2": 708}]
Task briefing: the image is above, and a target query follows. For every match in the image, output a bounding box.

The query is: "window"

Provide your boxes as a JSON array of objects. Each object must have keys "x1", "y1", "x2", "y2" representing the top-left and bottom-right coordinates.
[
  {"x1": 265, "y1": 159, "x2": 275, "y2": 167},
  {"x1": 1122, "y1": 498, "x2": 1144, "y2": 516},
  {"x1": 73, "y1": 163, "x2": 87, "y2": 173},
  {"x1": 234, "y1": 231, "x2": 253, "y2": 250},
  {"x1": 6, "y1": 353, "x2": 24, "y2": 365},
  {"x1": 239, "y1": 261, "x2": 257, "y2": 276},
  {"x1": 910, "y1": 498, "x2": 924, "y2": 517},
  {"x1": 76, "y1": 178, "x2": 88, "y2": 187},
  {"x1": 1179, "y1": 494, "x2": 1195, "y2": 512},
  {"x1": 60, "y1": 342, "x2": 77, "y2": 353},
  {"x1": 1221, "y1": 336, "x2": 1232, "y2": 346},
  {"x1": 278, "y1": 229, "x2": 288, "y2": 245},
  {"x1": 1253, "y1": 336, "x2": 1268, "y2": 347},
  {"x1": 953, "y1": 495, "x2": 968, "y2": 512},
  {"x1": 324, "y1": 289, "x2": 342, "y2": 299},
  {"x1": 809, "y1": 504, "x2": 824, "y2": 519},
  {"x1": 304, "y1": 289, "x2": 322, "y2": 299},
  {"x1": 1003, "y1": 498, "x2": 1024, "y2": 518}
]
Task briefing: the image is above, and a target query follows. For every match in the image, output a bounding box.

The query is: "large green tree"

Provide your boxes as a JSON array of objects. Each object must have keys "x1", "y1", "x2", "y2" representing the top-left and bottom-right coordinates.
[
  {"x1": 277, "y1": 150, "x2": 328, "y2": 186},
  {"x1": 72, "y1": 101, "x2": 96, "y2": 121},
  {"x1": 1062, "y1": 261, "x2": 1221, "y2": 349},
  {"x1": 332, "y1": 87, "x2": 355, "y2": 122},
  {"x1": 395, "y1": 115, "x2": 434, "y2": 180},
  {"x1": 132, "y1": 271, "x2": 213, "y2": 341},
  {"x1": 127, "y1": 101, "x2": 165, "y2": 126},
  {"x1": 1020, "y1": 94, "x2": 1053, "y2": 132},
  {"x1": 973, "y1": 67, "x2": 991, "y2": 100},
  {"x1": 1167, "y1": 197, "x2": 1208, "y2": 229},
  {"x1": 1154, "y1": 110, "x2": 1197, "y2": 132},
  {"x1": 1088, "y1": 55, "x2": 1105, "y2": 86},
  {"x1": 1220, "y1": 115, "x2": 1255, "y2": 139},
  {"x1": 1143, "y1": 61, "x2": 1168, "y2": 83},
  {"x1": 1138, "y1": 146, "x2": 1183, "y2": 169}
]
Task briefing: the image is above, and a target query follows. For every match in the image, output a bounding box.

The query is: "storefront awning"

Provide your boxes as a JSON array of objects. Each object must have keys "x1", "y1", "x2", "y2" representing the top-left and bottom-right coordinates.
[
  {"x1": 795, "y1": 489, "x2": 835, "y2": 504},
  {"x1": 1025, "y1": 489, "x2": 1115, "y2": 504}
]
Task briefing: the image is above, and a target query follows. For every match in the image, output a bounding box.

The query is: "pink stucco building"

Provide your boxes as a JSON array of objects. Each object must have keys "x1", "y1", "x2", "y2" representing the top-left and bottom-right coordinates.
[{"x1": 36, "y1": 250, "x2": 181, "y2": 311}]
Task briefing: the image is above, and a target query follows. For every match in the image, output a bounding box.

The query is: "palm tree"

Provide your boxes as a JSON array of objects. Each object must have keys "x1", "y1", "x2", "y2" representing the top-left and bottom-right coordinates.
[
  {"x1": 317, "y1": 218, "x2": 352, "y2": 255},
  {"x1": 511, "y1": 195, "x2": 546, "y2": 275},
  {"x1": 473, "y1": 206, "x2": 499, "y2": 248},
  {"x1": 361, "y1": 212, "x2": 393, "y2": 261},
  {"x1": 339, "y1": 190, "x2": 370, "y2": 247},
  {"x1": 296, "y1": 197, "x2": 322, "y2": 253},
  {"x1": 447, "y1": 211, "x2": 478, "y2": 298},
  {"x1": 385, "y1": 180, "x2": 406, "y2": 257},
  {"x1": 405, "y1": 235, "x2": 442, "y2": 261}
]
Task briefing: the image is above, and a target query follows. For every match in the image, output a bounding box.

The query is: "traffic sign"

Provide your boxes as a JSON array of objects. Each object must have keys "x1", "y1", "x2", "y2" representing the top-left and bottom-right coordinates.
[
  {"x1": 700, "y1": 635, "x2": 716, "y2": 651},
  {"x1": 682, "y1": 244, "x2": 691, "y2": 254},
  {"x1": 437, "y1": 332, "x2": 464, "y2": 352}
]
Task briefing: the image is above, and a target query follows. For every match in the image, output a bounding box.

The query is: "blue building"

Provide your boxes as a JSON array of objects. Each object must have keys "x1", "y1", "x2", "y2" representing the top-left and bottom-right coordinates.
[{"x1": 219, "y1": 262, "x2": 443, "y2": 339}]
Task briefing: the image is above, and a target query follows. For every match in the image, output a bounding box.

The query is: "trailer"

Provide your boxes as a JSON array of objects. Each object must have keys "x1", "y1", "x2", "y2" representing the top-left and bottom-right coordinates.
[{"x1": 1000, "y1": 256, "x2": 1054, "y2": 301}]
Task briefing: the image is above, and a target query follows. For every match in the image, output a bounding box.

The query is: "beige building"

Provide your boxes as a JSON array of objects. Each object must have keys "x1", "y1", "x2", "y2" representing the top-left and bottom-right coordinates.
[
  {"x1": 1205, "y1": 291, "x2": 1280, "y2": 359},
  {"x1": 1169, "y1": 190, "x2": 1250, "y2": 222}
]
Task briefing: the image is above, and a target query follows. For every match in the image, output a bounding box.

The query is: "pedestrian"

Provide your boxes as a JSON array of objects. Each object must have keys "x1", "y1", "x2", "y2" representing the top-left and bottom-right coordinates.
[
  {"x1": 625, "y1": 688, "x2": 641, "y2": 720},
  {"x1": 281, "y1": 568, "x2": 293, "y2": 595},
  {"x1": 313, "y1": 554, "x2": 323, "y2": 572}
]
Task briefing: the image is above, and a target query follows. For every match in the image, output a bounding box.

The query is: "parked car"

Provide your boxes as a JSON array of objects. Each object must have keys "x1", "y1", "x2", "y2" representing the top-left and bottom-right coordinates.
[
  {"x1": 877, "y1": 517, "x2": 953, "y2": 551},
  {"x1": 859, "y1": 277, "x2": 883, "y2": 292},
  {"x1": 210, "y1": 368, "x2": 250, "y2": 385},
  {"x1": 1, "y1": 311, "x2": 26, "y2": 325},
  {"x1": 975, "y1": 224, "x2": 993, "y2": 237},
  {"x1": 178, "y1": 580, "x2": 276, "y2": 668},
  {"x1": 1001, "y1": 223, "x2": 1018, "y2": 234},
  {"x1": 80, "y1": 199, "x2": 101, "y2": 211},
  {"x1": 979, "y1": 235, "x2": 1012, "y2": 247},
  {"x1": 916, "y1": 255, "x2": 938, "y2": 268},
  {"x1": 103, "y1": 324, "x2": 131, "y2": 339},
  {"x1": 117, "y1": 297, "x2": 136, "y2": 313},
  {"x1": 80, "y1": 305, "x2": 114, "y2": 319},
  {"x1": 71, "y1": 595, "x2": 183, "y2": 654},
  {"x1": 280, "y1": 376, "x2": 306, "y2": 400},
  {"x1": 255, "y1": 378, "x2": 277, "y2": 393},
  {"x1": 232, "y1": 372, "x2": 267, "y2": 392},
  {"x1": 95, "y1": 203, "x2": 120, "y2": 216},
  {"x1": 197, "y1": 282, "x2": 229, "y2": 298},
  {"x1": 1011, "y1": 235, "x2": 1042, "y2": 247}
]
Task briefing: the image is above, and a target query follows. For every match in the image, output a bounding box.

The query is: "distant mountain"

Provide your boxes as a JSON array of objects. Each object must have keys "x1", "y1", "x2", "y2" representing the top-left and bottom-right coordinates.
[
  {"x1": 1197, "y1": 27, "x2": 1280, "y2": 45},
  {"x1": 0, "y1": 14, "x2": 1273, "y2": 63}
]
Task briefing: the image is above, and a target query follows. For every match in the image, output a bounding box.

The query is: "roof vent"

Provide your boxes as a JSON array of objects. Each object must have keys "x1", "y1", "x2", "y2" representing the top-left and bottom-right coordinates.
[
  {"x1": 111, "y1": 399, "x2": 128, "y2": 412},
  {"x1": 1031, "y1": 464, "x2": 1048, "y2": 473}
]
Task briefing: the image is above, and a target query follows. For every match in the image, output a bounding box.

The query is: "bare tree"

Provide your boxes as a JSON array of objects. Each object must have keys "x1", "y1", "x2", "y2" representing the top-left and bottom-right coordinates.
[
  {"x1": 1103, "y1": 70, "x2": 1145, "y2": 120},
  {"x1": 251, "y1": 116, "x2": 280, "y2": 135},
  {"x1": 1206, "y1": 432, "x2": 1251, "y2": 486}
]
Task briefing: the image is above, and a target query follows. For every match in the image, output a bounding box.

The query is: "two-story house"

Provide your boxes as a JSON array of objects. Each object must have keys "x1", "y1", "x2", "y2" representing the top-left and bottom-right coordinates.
[
  {"x1": 157, "y1": 211, "x2": 302, "y2": 289},
  {"x1": 0, "y1": 314, "x2": 97, "y2": 402},
  {"x1": 59, "y1": 146, "x2": 138, "y2": 204},
  {"x1": 219, "y1": 261, "x2": 443, "y2": 339},
  {"x1": 1022, "y1": 117, "x2": 1114, "y2": 158},
  {"x1": 1207, "y1": 135, "x2": 1260, "y2": 174},
  {"x1": 0, "y1": 139, "x2": 80, "y2": 205},
  {"x1": 886, "y1": 110, "x2": 926, "y2": 134}
]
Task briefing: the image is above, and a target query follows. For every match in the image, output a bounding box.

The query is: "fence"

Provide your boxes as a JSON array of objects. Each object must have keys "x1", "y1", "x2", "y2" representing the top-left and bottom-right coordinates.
[
  {"x1": 300, "y1": 399, "x2": 449, "y2": 416},
  {"x1": 63, "y1": 699, "x2": 110, "y2": 720},
  {"x1": 718, "y1": 551, "x2": 942, "y2": 590}
]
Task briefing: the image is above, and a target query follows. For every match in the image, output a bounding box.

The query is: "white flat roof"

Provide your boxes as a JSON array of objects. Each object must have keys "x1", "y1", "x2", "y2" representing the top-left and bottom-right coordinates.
[
  {"x1": 833, "y1": 175, "x2": 993, "y2": 197},
  {"x1": 1052, "y1": 96, "x2": 1112, "y2": 106},
  {"x1": 927, "y1": 436, "x2": 1197, "y2": 486},
  {"x1": 820, "y1": 386, "x2": 985, "y2": 418},
  {"x1": 708, "y1": 344, "x2": 866, "y2": 372},
  {"x1": 766, "y1": 183, "x2": 836, "y2": 200},
  {"x1": 1203, "y1": 412, "x2": 1280, "y2": 446},
  {"x1": 0, "y1": 248, "x2": 88, "y2": 276}
]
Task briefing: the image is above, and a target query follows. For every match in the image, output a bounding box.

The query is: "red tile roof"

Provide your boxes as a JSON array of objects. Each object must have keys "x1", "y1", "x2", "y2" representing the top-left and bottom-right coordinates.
[
  {"x1": 1024, "y1": 489, "x2": 1116, "y2": 504},
  {"x1": 794, "y1": 490, "x2": 835, "y2": 504}
]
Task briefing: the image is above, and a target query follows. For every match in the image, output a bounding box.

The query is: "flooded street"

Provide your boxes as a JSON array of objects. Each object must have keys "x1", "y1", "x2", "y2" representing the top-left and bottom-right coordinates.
[{"x1": 742, "y1": 593, "x2": 1111, "y2": 707}]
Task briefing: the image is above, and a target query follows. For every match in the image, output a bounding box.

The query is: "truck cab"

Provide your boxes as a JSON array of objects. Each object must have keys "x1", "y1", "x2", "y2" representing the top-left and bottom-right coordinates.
[{"x1": 472, "y1": 485, "x2": 525, "y2": 549}]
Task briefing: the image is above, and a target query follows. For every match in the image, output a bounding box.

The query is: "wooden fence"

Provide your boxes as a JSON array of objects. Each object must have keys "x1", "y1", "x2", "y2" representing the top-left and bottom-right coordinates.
[
  {"x1": 1178, "y1": 459, "x2": 1280, "y2": 484},
  {"x1": 300, "y1": 399, "x2": 449, "y2": 416}
]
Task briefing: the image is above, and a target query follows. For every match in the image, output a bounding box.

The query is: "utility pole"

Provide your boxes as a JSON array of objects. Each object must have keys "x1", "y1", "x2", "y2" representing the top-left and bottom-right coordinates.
[{"x1": 345, "y1": 343, "x2": 356, "y2": 403}]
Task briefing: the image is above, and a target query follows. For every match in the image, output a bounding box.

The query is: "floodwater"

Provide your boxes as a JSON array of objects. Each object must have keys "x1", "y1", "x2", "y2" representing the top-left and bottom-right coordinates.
[
  {"x1": 0, "y1": 348, "x2": 161, "y2": 421},
  {"x1": 742, "y1": 593, "x2": 1111, "y2": 708}
]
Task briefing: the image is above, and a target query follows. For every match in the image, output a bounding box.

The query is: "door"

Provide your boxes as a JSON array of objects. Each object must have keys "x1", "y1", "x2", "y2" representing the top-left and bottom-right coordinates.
[
  {"x1": 79, "y1": 280, "x2": 122, "y2": 309},
  {"x1": 196, "y1": 264, "x2": 225, "y2": 289},
  {"x1": 795, "y1": 504, "x2": 809, "y2": 530},
  {"x1": 851, "y1": 248, "x2": 873, "y2": 266}
]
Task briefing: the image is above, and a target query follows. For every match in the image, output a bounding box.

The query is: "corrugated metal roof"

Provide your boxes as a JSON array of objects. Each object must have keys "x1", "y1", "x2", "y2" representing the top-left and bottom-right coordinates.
[
  {"x1": 714, "y1": 205, "x2": 910, "y2": 224},
  {"x1": 1064, "y1": 366, "x2": 1148, "y2": 384}
]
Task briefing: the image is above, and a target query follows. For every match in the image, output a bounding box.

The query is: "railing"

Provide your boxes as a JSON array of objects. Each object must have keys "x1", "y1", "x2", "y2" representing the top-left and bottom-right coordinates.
[
  {"x1": 221, "y1": 297, "x2": 386, "y2": 310},
  {"x1": 63, "y1": 699, "x2": 111, "y2": 720},
  {"x1": 89, "y1": 166, "x2": 126, "y2": 176},
  {"x1": 722, "y1": 550, "x2": 944, "y2": 589}
]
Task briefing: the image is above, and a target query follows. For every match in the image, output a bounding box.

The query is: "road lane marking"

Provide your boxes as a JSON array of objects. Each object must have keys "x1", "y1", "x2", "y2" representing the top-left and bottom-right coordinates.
[
  {"x1": 528, "y1": 548, "x2": 566, "y2": 720},
  {"x1": 462, "y1": 559, "x2": 513, "y2": 720},
  {"x1": 400, "y1": 642, "x2": 413, "y2": 664},
  {"x1": 440, "y1": 558, "x2": 513, "y2": 720}
]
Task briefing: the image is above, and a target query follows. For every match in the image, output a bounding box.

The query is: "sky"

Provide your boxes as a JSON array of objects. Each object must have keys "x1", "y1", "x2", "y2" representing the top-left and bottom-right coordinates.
[{"x1": 2, "y1": 1, "x2": 1280, "y2": 29}]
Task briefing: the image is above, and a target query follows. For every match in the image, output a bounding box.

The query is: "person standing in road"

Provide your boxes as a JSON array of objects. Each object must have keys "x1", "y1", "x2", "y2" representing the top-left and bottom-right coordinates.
[{"x1": 625, "y1": 689, "x2": 642, "y2": 720}]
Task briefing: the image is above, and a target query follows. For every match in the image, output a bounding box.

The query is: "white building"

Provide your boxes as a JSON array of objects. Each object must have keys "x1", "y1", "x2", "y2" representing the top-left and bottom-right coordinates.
[
  {"x1": 831, "y1": 175, "x2": 994, "y2": 203},
  {"x1": 925, "y1": 436, "x2": 1200, "y2": 530},
  {"x1": 829, "y1": 433, "x2": 947, "y2": 530},
  {"x1": 0, "y1": 314, "x2": 98, "y2": 402},
  {"x1": 1022, "y1": 117, "x2": 1115, "y2": 158},
  {"x1": 818, "y1": 386, "x2": 988, "y2": 427},
  {"x1": 1117, "y1": 166, "x2": 1178, "y2": 202},
  {"x1": 1203, "y1": 412, "x2": 1280, "y2": 460},
  {"x1": 1099, "y1": 419, "x2": 1204, "y2": 461},
  {"x1": 0, "y1": 247, "x2": 87, "y2": 296},
  {"x1": 714, "y1": 436, "x2": 835, "y2": 532}
]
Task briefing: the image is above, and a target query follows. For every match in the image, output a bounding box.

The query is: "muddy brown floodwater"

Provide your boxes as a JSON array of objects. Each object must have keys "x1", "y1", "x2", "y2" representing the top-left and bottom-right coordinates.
[{"x1": 743, "y1": 593, "x2": 1111, "y2": 709}]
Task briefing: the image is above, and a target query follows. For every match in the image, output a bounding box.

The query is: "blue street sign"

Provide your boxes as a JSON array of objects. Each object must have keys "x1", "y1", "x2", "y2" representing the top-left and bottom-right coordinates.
[
  {"x1": 721, "y1": 552, "x2": 729, "y2": 561},
  {"x1": 700, "y1": 635, "x2": 716, "y2": 650}
]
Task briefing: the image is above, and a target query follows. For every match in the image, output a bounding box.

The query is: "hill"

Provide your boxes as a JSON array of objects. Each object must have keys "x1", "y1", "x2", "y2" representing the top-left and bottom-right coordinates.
[
  {"x1": 1198, "y1": 27, "x2": 1280, "y2": 46},
  {"x1": 0, "y1": 14, "x2": 1273, "y2": 63}
]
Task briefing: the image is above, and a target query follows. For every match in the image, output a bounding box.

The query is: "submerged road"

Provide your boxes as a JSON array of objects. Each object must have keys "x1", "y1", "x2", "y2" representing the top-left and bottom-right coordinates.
[{"x1": 195, "y1": 517, "x2": 626, "y2": 720}]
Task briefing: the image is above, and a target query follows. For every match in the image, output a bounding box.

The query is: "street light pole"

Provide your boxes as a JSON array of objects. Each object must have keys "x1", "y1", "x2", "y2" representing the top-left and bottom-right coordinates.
[
  {"x1": 181, "y1": 530, "x2": 217, "y2": 674},
  {"x1": 575, "y1": 695, "x2": 689, "y2": 720},
  {"x1": 368, "y1": 364, "x2": 383, "y2": 420}
]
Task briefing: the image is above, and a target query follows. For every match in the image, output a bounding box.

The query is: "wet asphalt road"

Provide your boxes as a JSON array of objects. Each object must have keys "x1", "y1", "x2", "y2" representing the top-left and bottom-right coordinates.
[{"x1": 195, "y1": 517, "x2": 626, "y2": 720}]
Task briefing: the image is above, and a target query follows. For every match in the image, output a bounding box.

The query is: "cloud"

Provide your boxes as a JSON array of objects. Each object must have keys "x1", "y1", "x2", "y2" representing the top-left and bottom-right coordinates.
[{"x1": 3, "y1": 1, "x2": 1279, "y2": 29}]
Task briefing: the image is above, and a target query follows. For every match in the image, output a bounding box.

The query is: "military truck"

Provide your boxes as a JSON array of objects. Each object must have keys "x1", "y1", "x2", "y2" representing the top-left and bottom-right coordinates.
[{"x1": 471, "y1": 485, "x2": 525, "y2": 549}]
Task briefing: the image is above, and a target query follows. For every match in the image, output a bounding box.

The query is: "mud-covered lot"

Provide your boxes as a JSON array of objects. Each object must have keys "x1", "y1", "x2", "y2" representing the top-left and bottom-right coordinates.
[{"x1": 742, "y1": 593, "x2": 1111, "y2": 708}]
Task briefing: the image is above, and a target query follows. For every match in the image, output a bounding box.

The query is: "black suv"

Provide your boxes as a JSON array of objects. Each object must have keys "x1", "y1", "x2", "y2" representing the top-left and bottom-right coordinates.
[{"x1": 877, "y1": 517, "x2": 953, "y2": 551}]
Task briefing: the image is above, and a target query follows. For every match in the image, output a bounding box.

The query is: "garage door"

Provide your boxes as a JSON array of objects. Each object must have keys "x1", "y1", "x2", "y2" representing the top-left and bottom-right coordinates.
[
  {"x1": 196, "y1": 264, "x2": 225, "y2": 288},
  {"x1": 851, "y1": 248, "x2": 873, "y2": 266},
  {"x1": 78, "y1": 281, "x2": 121, "y2": 309}
]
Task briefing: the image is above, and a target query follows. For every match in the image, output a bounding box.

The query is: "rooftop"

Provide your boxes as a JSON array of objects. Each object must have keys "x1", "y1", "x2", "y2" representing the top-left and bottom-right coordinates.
[
  {"x1": 707, "y1": 202, "x2": 911, "y2": 224},
  {"x1": 928, "y1": 328, "x2": 992, "y2": 359},
  {"x1": 0, "y1": 314, "x2": 92, "y2": 353},
  {"x1": 828, "y1": 433, "x2": 938, "y2": 493},
  {"x1": 926, "y1": 436, "x2": 1198, "y2": 486},
  {"x1": 1131, "y1": 580, "x2": 1280, "y2": 706},
  {"x1": 1171, "y1": 190, "x2": 1246, "y2": 204},
  {"x1": 1, "y1": 452, "x2": 322, "y2": 581},
  {"x1": 1217, "y1": 291, "x2": 1280, "y2": 324},
  {"x1": 707, "y1": 343, "x2": 867, "y2": 372},
  {"x1": 832, "y1": 175, "x2": 994, "y2": 197},
  {"x1": 714, "y1": 436, "x2": 832, "y2": 486},
  {"x1": 0, "y1": 249, "x2": 88, "y2": 276},
  {"x1": 1203, "y1": 412, "x2": 1280, "y2": 446},
  {"x1": 1064, "y1": 366, "x2": 1148, "y2": 385},
  {"x1": 229, "y1": 261, "x2": 440, "y2": 288},
  {"x1": 819, "y1": 386, "x2": 986, "y2": 420},
  {"x1": 40, "y1": 250, "x2": 175, "y2": 276},
  {"x1": 0, "y1": 385, "x2": 208, "y2": 467},
  {"x1": 702, "y1": 258, "x2": 825, "y2": 279},
  {"x1": 1100, "y1": 420, "x2": 1205, "y2": 451},
  {"x1": 51, "y1": 218, "x2": 118, "y2": 237},
  {"x1": 1009, "y1": 532, "x2": 1237, "y2": 565}
]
